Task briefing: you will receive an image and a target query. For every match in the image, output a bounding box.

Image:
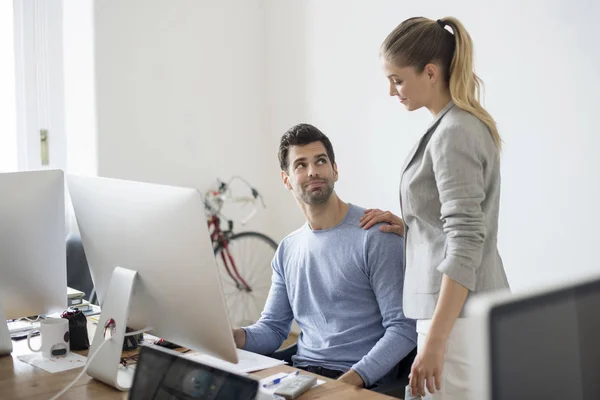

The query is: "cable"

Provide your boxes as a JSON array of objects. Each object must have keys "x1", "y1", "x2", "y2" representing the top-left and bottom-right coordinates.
[
  {"x1": 124, "y1": 327, "x2": 152, "y2": 337},
  {"x1": 48, "y1": 326, "x2": 153, "y2": 400},
  {"x1": 15, "y1": 315, "x2": 43, "y2": 323},
  {"x1": 47, "y1": 337, "x2": 111, "y2": 400}
]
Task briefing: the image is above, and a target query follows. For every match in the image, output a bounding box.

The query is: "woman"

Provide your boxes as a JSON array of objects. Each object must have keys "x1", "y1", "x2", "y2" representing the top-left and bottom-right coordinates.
[{"x1": 360, "y1": 16, "x2": 510, "y2": 399}]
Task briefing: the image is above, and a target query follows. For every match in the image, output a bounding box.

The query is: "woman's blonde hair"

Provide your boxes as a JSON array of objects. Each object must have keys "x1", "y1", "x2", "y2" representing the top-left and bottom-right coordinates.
[{"x1": 381, "y1": 17, "x2": 501, "y2": 149}]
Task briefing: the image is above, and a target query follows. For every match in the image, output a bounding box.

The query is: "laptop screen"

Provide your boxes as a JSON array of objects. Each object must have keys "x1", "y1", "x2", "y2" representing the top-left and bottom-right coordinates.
[
  {"x1": 489, "y1": 277, "x2": 600, "y2": 400},
  {"x1": 130, "y1": 345, "x2": 259, "y2": 400}
]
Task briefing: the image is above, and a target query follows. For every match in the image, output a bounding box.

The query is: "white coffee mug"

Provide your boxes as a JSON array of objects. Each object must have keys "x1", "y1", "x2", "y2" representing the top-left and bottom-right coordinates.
[{"x1": 27, "y1": 318, "x2": 70, "y2": 359}]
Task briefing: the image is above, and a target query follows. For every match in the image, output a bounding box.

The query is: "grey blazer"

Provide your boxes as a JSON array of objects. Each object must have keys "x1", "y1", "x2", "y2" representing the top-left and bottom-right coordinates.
[{"x1": 400, "y1": 101, "x2": 510, "y2": 320}]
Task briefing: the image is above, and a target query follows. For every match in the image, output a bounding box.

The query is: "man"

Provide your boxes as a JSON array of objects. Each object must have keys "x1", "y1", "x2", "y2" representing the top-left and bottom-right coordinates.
[{"x1": 233, "y1": 124, "x2": 416, "y2": 388}]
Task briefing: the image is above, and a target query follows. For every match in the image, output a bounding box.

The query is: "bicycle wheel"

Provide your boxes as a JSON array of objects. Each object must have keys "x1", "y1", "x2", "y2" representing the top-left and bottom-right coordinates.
[{"x1": 214, "y1": 231, "x2": 278, "y2": 328}]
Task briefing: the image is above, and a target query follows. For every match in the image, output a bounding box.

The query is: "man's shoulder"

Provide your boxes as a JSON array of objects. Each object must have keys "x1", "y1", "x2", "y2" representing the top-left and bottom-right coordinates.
[
  {"x1": 347, "y1": 204, "x2": 404, "y2": 244},
  {"x1": 281, "y1": 224, "x2": 306, "y2": 242},
  {"x1": 343, "y1": 203, "x2": 367, "y2": 229},
  {"x1": 362, "y1": 224, "x2": 404, "y2": 273},
  {"x1": 271, "y1": 225, "x2": 306, "y2": 271},
  {"x1": 364, "y1": 224, "x2": 405, "y2": 248},
  {"x1": 276, "y1": 224, "x2": 307, "y2": 253}
]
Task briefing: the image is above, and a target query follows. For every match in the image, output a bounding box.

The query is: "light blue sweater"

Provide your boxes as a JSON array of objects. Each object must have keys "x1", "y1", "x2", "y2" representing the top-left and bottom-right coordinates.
[{"x1": 243, "y1": 204, "x2": 417, "y2": 387}]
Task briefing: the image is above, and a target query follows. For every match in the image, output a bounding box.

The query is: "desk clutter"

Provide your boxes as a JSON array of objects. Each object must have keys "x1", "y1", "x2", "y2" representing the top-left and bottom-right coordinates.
[
  {"x1": 7, "y1": 287, "x2": 98, "y2": 348},
  {"x1": 259, "y1": 372, "x2": 325, "y2": 399},
  {"x1": 14, "y1": 315, "x2": 88, "y2": 373},
  {"x1": 8, "y1": 287, "x2": 99, "y2": 339},
  {"x1": 8, "y1": 314, "x2": 296, "y2": 398},
  {"x1": 67, "y1": 287, "x2": 101, "y2": 316}
]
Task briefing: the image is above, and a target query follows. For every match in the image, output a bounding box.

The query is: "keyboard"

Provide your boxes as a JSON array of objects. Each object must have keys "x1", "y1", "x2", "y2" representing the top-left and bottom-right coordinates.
[{"x1": 7, "y1": 320, "x2": 40, "y2": 334}]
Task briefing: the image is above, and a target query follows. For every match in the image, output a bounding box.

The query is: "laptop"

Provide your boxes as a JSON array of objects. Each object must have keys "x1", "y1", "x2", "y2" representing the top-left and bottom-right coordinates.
[
  {"x1": 130, "y1": 344, "x2": 259, "y2": 399},
  {"x1": 129, "y1": 344, "x2": 275, "y2": 400}
]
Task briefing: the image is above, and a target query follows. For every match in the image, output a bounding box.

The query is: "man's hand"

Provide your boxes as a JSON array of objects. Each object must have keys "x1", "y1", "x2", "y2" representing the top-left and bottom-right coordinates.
[
  {"x1": 337, "y1": 369, "x2": 365, "y2": 388},
  {"x1": 360, "y1": 209, "x2": 405, "y2": 236},
  {"x1": 232, "y1": 328, "x2": 246, "y2": 349}
]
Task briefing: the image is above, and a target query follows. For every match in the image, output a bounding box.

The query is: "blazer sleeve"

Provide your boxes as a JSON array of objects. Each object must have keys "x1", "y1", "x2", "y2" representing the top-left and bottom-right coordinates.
[{"x1": 429, "y1": 123, "x2": 487, "y2": 291}]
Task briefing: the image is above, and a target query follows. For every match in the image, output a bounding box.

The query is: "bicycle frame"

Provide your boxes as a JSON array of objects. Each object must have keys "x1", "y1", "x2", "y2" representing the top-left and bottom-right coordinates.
[{"x1": 207, "y1": 215, "x2": 252, "y2": 292}]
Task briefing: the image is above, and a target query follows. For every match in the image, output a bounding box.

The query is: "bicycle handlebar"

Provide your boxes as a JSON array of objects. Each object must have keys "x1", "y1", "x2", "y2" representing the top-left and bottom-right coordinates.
[{"x1": 204, "y1": 177, "x2": 266, "y2": 226}]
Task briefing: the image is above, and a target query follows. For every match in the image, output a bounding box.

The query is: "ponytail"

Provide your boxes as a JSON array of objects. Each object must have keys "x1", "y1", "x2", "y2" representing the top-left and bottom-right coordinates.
[{"x1": 440, "y1": 17, "x2": 502, "y2": 149}]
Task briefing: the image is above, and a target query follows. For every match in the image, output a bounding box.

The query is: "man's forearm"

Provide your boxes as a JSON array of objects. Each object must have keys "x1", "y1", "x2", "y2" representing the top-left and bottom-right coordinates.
[
  {"x1": 233, "y1": 328, "x2": 246, "y2": 349},
  {"x1": 338, "y1": 369, "x2": 365, "y2": 387}
]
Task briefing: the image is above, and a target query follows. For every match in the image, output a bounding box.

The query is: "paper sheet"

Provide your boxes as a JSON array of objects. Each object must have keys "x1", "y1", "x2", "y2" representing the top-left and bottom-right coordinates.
[
  {"x1": 17, "y1": 352, "x2": 87, "y2": 373},
  {"x1": 258, "y1": 372, "x2": 326, "y2": 397},
  {"x1": 185, "y1": 348, "x2": 286, "y2": 375}
]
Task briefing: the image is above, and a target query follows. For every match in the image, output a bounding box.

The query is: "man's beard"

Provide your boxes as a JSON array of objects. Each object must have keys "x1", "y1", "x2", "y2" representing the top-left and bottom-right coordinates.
[{"x1": 299, "y1": 179, "x2": 334, "y2": 205}]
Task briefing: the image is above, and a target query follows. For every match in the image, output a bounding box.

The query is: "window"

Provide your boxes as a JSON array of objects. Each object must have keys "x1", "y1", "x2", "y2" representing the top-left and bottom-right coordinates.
[
  {"x1": 0, "y1": 1, "x2": 19, "y2": 172},
  {"x1": 2, "y1": 0, "x2": 67, "y2": 172}
]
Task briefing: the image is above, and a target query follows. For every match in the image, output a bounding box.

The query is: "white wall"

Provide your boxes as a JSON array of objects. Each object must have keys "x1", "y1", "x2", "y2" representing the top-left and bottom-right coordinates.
[
  {"x1": 63, "y1": 0, "x2": 97, "y2": 177},
  {"x1": 265, "y1": 0, "x2": 600, "y2": 291},
  {"x1": 93, "y1": 0, "x2": 271, "y2": 233},
  {"x1": 263, "y1": 0, "x2": 310, "y2": 240},
  {"x1": 62, "y1": 0, "x2": 98, "y2": 235}
]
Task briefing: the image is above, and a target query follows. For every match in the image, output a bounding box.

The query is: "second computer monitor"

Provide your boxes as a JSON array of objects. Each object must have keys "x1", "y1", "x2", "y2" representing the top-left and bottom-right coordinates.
[
  {"x1": 0, "y1": 169, "x2": 67, "y2": 320},
  {"x1": 0, "y1": 169, "x2": 67, "y2": 355},
  {"x1": 467, "y1": 274, "x2": 600, "y2": 400}
]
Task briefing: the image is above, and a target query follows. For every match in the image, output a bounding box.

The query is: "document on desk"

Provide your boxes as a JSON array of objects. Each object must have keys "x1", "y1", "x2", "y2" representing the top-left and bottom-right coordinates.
[
  {"x1": 17, "y1": 352, "x2": 87, "y2": 373},
  {"x1": 185, "y1": 348, "x2": 286, "y2": 374}
]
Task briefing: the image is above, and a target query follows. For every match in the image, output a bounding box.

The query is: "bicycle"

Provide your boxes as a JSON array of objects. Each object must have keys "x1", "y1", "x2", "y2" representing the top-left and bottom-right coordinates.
[{"x1": 204, "y1": 177, "x2": 278, "y2": 328}]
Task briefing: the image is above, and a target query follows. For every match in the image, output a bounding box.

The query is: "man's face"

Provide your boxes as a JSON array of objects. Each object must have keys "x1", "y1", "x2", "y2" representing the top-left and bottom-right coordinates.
[{"x1": 281, "y1": 141, "x2": 338, "y2": 205}]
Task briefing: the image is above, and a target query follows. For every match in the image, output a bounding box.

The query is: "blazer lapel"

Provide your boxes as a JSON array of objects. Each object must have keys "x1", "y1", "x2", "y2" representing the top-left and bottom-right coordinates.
[
  {"x1": 400, "y1": 101, "x2": 456, "y2": 175},
  {"x1": 399, "y1": 101, "x2": 456, "y2": 213}
]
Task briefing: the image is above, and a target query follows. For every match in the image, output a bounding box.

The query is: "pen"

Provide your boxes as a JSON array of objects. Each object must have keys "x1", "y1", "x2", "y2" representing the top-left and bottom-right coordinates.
[{"x1": 262, "y1": 370, "x2": 300, "y2": 388}]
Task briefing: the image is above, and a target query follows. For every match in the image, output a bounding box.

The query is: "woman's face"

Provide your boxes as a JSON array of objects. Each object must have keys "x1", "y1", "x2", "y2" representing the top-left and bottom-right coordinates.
[{"x1": 382, "y1": 58, "x2": 433, "y2": 112}]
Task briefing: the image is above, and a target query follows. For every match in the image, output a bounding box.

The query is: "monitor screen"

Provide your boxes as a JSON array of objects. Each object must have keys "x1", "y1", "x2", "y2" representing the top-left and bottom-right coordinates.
[
  {"x1": 130, "y1": 345, "x2": 258, "y2": 400},
  {"x1": 490, "y1": 278, "x2": 600, "y2": 399}
]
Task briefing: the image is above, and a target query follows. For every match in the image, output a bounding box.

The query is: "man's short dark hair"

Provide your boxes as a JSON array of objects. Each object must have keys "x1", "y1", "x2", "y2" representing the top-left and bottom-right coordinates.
[{"x1": 278, "y1": 123, "x2": 336, "y2": 172}]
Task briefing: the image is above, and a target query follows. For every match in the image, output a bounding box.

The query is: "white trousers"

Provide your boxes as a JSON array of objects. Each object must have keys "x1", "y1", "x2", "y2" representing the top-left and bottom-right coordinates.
[{"x1": 415, "y1": 318, "x2": 472, "y2": 400}]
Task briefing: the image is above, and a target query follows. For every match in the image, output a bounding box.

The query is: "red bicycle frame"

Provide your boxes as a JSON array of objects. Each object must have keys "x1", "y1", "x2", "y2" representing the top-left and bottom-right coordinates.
[{"x1": 208, "y1": 215, "x2": 252, "y2": 292}]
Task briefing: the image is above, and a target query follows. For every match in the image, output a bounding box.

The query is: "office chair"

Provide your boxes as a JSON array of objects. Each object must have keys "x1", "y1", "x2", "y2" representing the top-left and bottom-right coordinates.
[
  {"x1": 269, "y1": 343, "x2": 416, "y2": 398},
  {"x1": 66, "y1": 234, "x2": 96, "y2": 304}
]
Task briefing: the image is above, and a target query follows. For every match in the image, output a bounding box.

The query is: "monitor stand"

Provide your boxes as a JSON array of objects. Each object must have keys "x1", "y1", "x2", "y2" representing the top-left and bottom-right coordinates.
[
  {"x1": 85, "y1": 266, "x2": 139, "y2": 391},
  {"x1": 0, "y1": 303, "x2": 13, "y2": 356}
]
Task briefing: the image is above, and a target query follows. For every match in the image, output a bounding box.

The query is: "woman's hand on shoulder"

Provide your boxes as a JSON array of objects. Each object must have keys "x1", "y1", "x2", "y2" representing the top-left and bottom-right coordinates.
[{"x1": 360, "y1": 208, "x2": 405, "y2": 237}]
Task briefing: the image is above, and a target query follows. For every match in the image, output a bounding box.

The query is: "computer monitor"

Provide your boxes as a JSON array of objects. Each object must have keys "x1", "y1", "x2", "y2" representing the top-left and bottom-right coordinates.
[
  {"x1": 66, "y1": 175, "x2": 238, "y2": 391},
  {"x1": 466, "y1": 274, "x2": 600, "y2": 400},
  {"x1": 0, "y1": 170, "x2": 67, "y2": 355}
]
